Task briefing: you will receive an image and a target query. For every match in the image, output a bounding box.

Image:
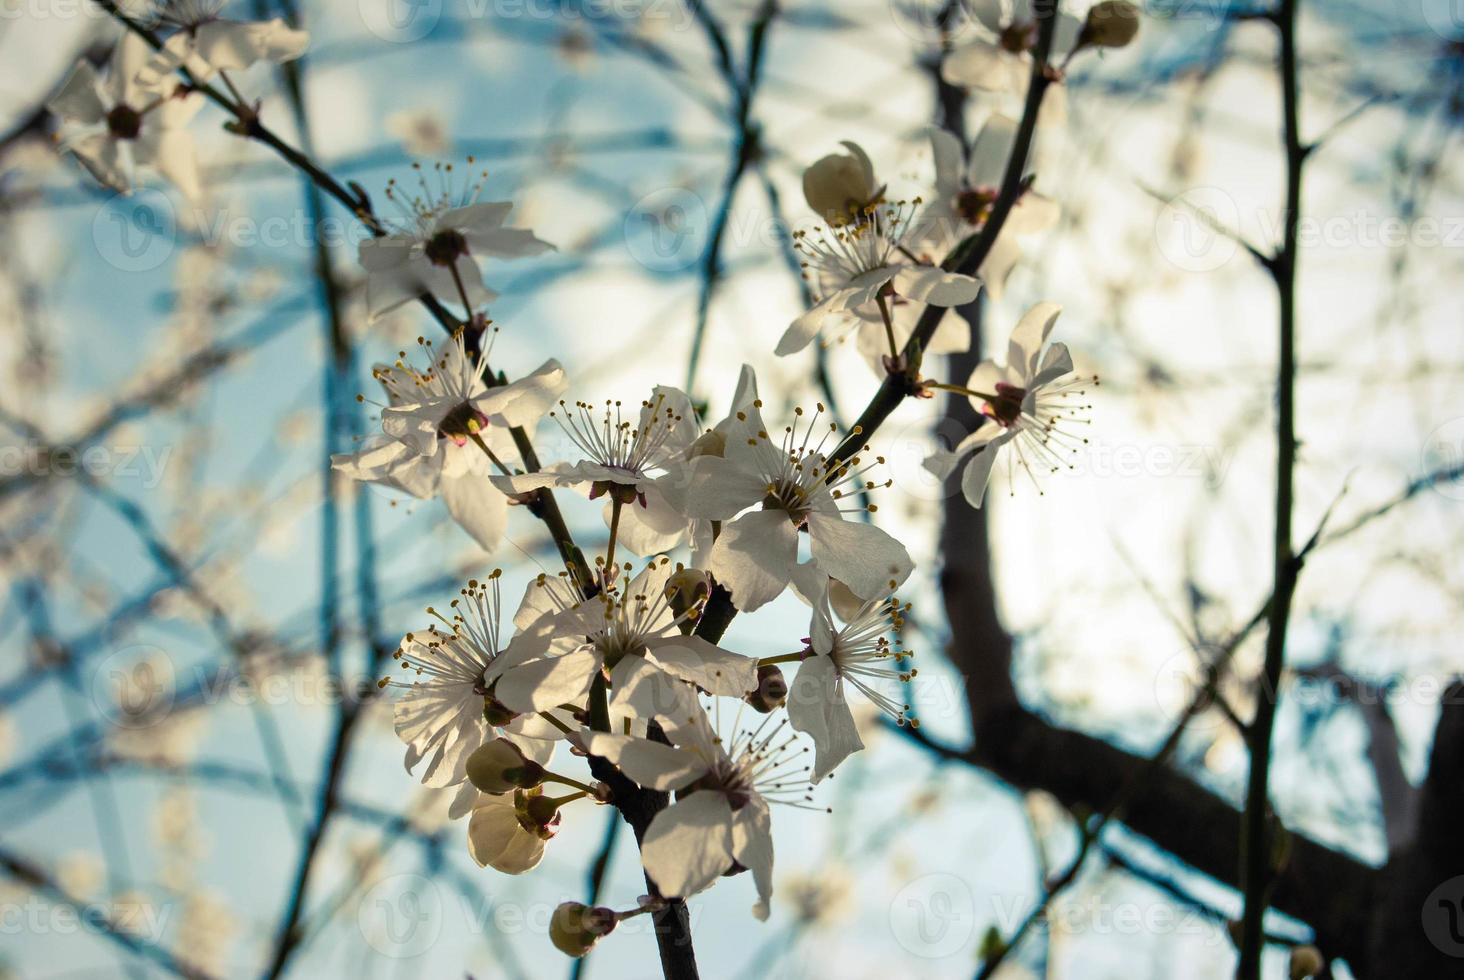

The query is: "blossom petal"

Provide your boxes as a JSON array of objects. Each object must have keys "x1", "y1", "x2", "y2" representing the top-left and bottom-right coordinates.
[
  {"x1": 48, "y1": 62, "x2": 106, "y2": 124},
  {"x1": 607, "y1": 483, "x2": 688, "y2": 556},
  {"x1": 1031, "y1": 341, "x2": 1074, "y2": 388},
  {"x1": 137, "y1": 126, "x2": 201, "y2": 202},
  {"x1": 440, "y1": 471, "x2": 507, "y2": 551},
  {"x1": 928, "y1": 127, "x2": 964, "y2": 196},
  {"x1": 467, "y1": 794, "x2": 544, "y2": 874},
  {"x1": 968, "y1": 114, "x2": 1021, "y2": 187},
  {"x1": 786, "y1": 654, "x2": 863, "y2": 782},
  {"x1": 892, "y1": 266, "x2": 982, "y2": 308},
  {"x1": 710, "y1": 510, "x2": 799, "y2": 612},
  {"x1": 732, "y1": 800, "x2": 775, "y2": 920},
  {"x1": 195, "y1": 19, "x2": 309, "y2": 74},
  {"x1": 645, "y1": 635, "x2": 759, "y2": 698},
  {"x1": 448, "y1": 780, "x2": 478, "y2": 820},
  {"x1": 1009, "y1": 301, "x2": 1063, "y2": 378},
  {"x1": 777, "y1": 293, "x2": 843, "y2": 356},
  {"x1": 961, "y1": 437, "x2": 1008, "y2": 508},
  {"x1": 475, "y1": 358, "x2": 568, "y2": 430},
  {"x1": 680, "y1": 455, "x2": 767, "y2": 520},
  {"x1": 805, "y1": 512, "x2": 913, "y2": 599},
  {"x1": 641, "y1": 791, "x2": 735, "y2": 899},
  {"x1": 494, "y1": 648, "x2": 599, "y2": 713},
  {"x1": 583, "y1": 731, "x2": 703, "y2": 791},
  {"x1": 71, "y1": 134, "x2": 130, "y2": 195},
  {"x1": 941, "y1": 41, "x2": 1013, "y2": 91},
  {"x1": 331, "y1": 438, "x2": 439, "y2": 497},
  {"x1": 967, "y1": 0, "x2": 1005, "y2": 33}
]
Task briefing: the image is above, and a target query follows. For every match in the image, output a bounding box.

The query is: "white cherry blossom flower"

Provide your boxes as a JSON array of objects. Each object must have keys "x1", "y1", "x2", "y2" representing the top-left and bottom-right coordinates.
[
  {"x1": 466, "y1": 787, "x2": 558, "y2": 874},
  {"x1": 786, "y1": 570, "x2": 916, "y2": 782},
  {"x1": 941, "y1": 0, "x2": 1082, "y2": 121},
  {"x1": 681, "y1": 368, "x2": 914, "y2": 612},
  {"x1": 914, "y1": 119, "x2": 1060, "y2": 299},
  {"x1": 585, "y1": 705, "x2": 816, "y2": 919},
  {"x1": 48, "y1": 35, "x2": 203, "y2": 201},
  {"x1": 491, "y1": 557, "x2": 758, "y2": 722},
  {"x1": 331, "y1": 332, "x2": 566, "y2": 550},
  {"x1": 358, "y1": 160, "x2": 553, "y2": 322},
  {"x1": 778, "y1": 194, "x2": 981, "y2": 358},
  {"x1": 383, "y1": 573, "x2": 562, "y2": 820},
  {"x1": 491, "y1": 386, "x2": 704, "y2": 558},
  {"x1": 137, "y1": 1, "x2": 309, "y2": 85},
  {"x1": 922, "y1": 302, "x2": 1094, "y2": 507}
]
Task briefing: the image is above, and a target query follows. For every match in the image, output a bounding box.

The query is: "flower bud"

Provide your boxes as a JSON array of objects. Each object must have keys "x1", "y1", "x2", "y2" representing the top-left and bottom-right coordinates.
[
  {"x1": 1289, "y1": 945, "x2": 1323, "y2": 980},
  {"x1": 802, "y1": 141, "x2": 881, "y2": 225},
  {"x1": 514, "y1": 787, "x2": 563, "y2": 841},
  {"x1": 522, "y1": 792, "x2": 562, "y2": 829},
  {"x1": 466, "y1": 739, "x2": 544, "y2": 794},
  {"x1": 1078, "y1": 1, "x2": 1140, "y2": 50},
  {"x1": 745, "y1": 663, "x2": 788, "y2": 713},
  {"x1": 549, "y1": 902, "x2": 617, "y2": 957}
]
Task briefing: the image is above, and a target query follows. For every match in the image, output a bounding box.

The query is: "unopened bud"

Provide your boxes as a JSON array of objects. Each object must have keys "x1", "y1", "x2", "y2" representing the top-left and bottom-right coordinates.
[
  {"x1": 549, "y1": 902, "x2": 617, "y2": 957},
  {"x1": 746, "y1": 664, "x2": 788, "y2": 712},
  {"x1": 466, "y1": 739, "x2": 544, "y2": 794},
  {"x1": 803, "y1": 141, "x2": 881, "y2": 224},
  {"x1": 1078, "y1": 1, "x2": 1140, "y2": 50},
  {"x1": 523, "y1": 793, "x2": 562, "y2": 828},
  {"x1": 514, "y1": 788, "x2": 563, "y2": 841},
  {"x1": 978, "y1": 925, "x2": 1007, "y2": 964},
  {"x1": 1289, "y1": 945, "x2": 1323, "y2": 980}
]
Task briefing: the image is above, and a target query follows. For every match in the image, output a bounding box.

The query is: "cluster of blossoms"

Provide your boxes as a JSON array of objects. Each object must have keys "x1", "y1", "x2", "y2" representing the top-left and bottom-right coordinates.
[
  {"x1": 338, "y1": 131, "x2": 1096, "y2": 951},
  {"x1": 49, "y1": 1, "x2": 308, "y2": 202},
  {"x1": 46, "y1": 0, "x2": 1134, "y2": 960}
]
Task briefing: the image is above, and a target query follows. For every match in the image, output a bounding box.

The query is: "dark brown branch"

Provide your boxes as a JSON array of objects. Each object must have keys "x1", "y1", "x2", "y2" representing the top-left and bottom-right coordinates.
[
  {"x1": 1368, "y1": 681, "x2": 1464, "y2": 976},
  {"x1": 1238, "y1": 2, "x2": 1305, "y2": 972}
]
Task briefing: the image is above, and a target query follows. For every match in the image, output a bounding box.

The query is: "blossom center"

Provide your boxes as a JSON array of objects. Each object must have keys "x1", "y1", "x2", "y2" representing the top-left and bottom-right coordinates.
[
  {"x1": 955, "y1": 187, "x2": 997, "y2": 226},
  {"x1": 694, "y1": 762, "x2": 755, "y2": 811},
  {"x1": 761, "y1": 480, "x2": 811, "y2": 527},
  {"x1": 999, "y1": 20, "x2": 1037, "y2": 54},
  {"x1": 436, "y1": 401, "x2": 489, "y2": 445},
  {"x1": 106, "y1": 105, "x2": 143, "y2": 140},
  {"x1": 424, "y1": 228, "x2": 469, "y2": 267},
  {"x1": 983, "y1": 382, "x2": 1027, "y2": 428}
]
